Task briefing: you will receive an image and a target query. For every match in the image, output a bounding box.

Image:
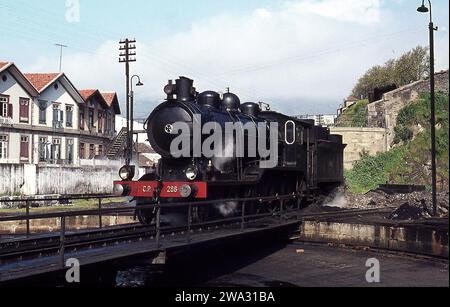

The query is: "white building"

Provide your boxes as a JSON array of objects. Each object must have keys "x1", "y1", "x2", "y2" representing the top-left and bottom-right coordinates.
[
  {"x1": 0, "y1": 62, "x2": 40, "y2": 164},
  {"x1": 0, "y1": 61, "x2": 121, "y2": 167},
  {"x1": 296, "y1": 114, "x2": 337, "y2": 127},
  {"x1": 24, "y1": 72, "x2": 85, "y2": 165}
]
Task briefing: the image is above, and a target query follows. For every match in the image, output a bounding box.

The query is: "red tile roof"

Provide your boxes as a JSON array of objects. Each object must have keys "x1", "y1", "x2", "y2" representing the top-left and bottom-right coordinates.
[
  {"x1": 101, "y1": 92, "x2": 117, "y2": 108},
  {"x1": 0, "y1": 62, "x2": 10, "y2": 70},
  {"x1": 137, "y1": 143, "x2": 155, "y2": 154},
  {"x1": 24, "y1": 73, "x2": 61, "y2": 92},
  {"x1": 346, "y1": 96, "x2": 359, "y2": 102},
  {"x1": 79, "y1": 89, "x2": 98, "y2": 101}
]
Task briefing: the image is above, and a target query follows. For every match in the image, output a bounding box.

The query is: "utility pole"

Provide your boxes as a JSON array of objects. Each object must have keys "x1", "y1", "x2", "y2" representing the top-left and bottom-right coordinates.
[
  {"x1": 55, "y1": 43, "x2": 68, "y2": 72},
  {"x1": 119, "y1": 39, "x2": 136, "y2": 166},
  {"x1": 417, "y1": 0, "x2": 439, "y2": 216}
]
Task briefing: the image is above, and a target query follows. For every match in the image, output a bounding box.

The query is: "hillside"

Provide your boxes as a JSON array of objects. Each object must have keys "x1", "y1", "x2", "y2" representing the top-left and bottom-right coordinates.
[
  {"x1": 336, "y1": 99, "x2": 369, "y2": 127},
  {"x1": 345, "y1": 92, "x2": 449, "y2": 194}
]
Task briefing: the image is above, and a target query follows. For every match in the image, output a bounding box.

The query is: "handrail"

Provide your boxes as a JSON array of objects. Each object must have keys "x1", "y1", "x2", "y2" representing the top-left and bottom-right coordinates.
[
  {"x1": 0, "y1": 194, "x2": 298, "y2": 223},
  {"x1": 0, "y1": 194, "x2": 121, "y2": 203},
  {"x1": 0, "y1": 192, "x2": 302, "y2": 270}
]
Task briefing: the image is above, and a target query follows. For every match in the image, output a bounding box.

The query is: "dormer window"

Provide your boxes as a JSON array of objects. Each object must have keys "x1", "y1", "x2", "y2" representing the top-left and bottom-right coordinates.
[
  {"x1": 19, "y1": 98, "x2": 30, "y2": 123},
  {"x1": 39, "y1": 100, "x2": 47, "y2": 124}
]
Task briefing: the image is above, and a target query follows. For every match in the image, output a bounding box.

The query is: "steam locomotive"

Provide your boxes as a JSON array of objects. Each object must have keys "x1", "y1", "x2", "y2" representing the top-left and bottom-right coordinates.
[{"x1": 113, "y1": 77, "x2": 346, "y2": 225}]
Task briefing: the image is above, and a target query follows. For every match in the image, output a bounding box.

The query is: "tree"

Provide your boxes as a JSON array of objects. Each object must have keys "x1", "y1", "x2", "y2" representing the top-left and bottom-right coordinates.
[
  {"x1": 352, "y1": 46, "x2": 429, "y2": 99},
  {"x1": 393, "y1": 46, "x2": 429, "y2": 86}
]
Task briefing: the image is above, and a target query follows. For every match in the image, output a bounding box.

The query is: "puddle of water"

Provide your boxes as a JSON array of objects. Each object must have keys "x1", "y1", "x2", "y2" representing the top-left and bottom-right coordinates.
[{"x1": 0, "y1": 215, "x2": 136, "y2": 235}]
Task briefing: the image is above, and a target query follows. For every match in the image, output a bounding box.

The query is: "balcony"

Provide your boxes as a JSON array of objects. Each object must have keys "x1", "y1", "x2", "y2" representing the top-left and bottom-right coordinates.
[
  {"x1": 52, "y1": 121, "x2": 64, "y2": 130},
  {"x1": 39, "y1": 158, "x2": 74, "y2": 166},
  {"x1": 0, "y1": 117, "x2": 13, "y2": 126}
]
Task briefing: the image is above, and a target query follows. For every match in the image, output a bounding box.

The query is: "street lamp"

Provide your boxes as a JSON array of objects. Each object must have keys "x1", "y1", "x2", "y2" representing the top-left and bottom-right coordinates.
[
  {"x1": 417, "y1": 0, "x2": 438, "y2": 216},
  {"x1": 129, "y1": 75, "x2": 144, "y2": 164}
]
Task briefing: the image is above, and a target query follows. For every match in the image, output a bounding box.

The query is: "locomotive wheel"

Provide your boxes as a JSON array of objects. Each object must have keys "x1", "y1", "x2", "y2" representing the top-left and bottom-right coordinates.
[
  {"x1": 295, "y1": 179, "x2": 308, "y2": 210},
  {"x1": 135, "y1": 198, "x2": 156, "y2": 225},
  {"x1": 136, "y1": 208, "x2": 155, "y2": 225}
]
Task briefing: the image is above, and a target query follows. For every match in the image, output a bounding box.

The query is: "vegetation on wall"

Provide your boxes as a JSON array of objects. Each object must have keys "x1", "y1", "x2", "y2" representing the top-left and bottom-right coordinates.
[
  {"x1": 345, "y1": 92, "x2": 449, "y2": 194},
  {"x1": 336, "y1": 99, "x2": 369, "y2": 127},
  {"x1": 352, "y1": 46, "x2": 429, "y2": 99}
]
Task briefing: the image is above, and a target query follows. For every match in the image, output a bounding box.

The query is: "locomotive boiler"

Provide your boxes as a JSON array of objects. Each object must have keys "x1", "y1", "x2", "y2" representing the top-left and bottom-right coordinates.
[{"x1": 114, "y1": 77, "x2": 346, "y2": 225}]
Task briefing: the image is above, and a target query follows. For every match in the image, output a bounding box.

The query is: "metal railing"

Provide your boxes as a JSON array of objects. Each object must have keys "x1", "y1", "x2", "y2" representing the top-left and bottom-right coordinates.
[
  {"x1": 0, "y1": 193, "x2": 302, "y2": 268},
  {"x1": 0, "y1": 194, "x2": 124, "y2": 237}
]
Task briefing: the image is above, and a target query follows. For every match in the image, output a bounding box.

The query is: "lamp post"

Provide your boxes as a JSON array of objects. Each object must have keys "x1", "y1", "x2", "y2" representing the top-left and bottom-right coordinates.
[
  {"x1": 417, "y1": 0, "x2": 438, "y2": 216},
  {"x1": 129, "y1": 75, "x2": 144, "y2": 164}
]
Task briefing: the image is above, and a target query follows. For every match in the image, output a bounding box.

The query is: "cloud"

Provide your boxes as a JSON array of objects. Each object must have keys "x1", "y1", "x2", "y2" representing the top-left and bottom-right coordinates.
[
  {"x1": 24, "y1": 0, "x2": 447, "y2": 118},
  {"x1": 290, "y1": 0, "x2": 381, "y2": 26}
]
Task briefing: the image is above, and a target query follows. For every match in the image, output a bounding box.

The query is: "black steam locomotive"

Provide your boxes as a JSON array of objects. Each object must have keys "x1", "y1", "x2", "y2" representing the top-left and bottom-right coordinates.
[{"x1": 114, "y1": 77, "x2": 346, "y2": 224}]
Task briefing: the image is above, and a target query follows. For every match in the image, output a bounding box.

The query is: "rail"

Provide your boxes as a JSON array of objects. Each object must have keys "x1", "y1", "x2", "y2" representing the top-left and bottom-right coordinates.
[{"x1": 0, "y1": 193, "x2": 302, "y2": 269}]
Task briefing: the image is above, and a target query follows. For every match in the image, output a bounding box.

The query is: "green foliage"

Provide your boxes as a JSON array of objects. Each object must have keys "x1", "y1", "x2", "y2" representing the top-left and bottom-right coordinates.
[
  {"x1": 352, "y1": 46, "x2": 429, "y2": 99},
  {"x1": 346, "y1": 92, "x2": 449, "y2": 193},
  {"x1": 345, "y1": 147, "x2": 408, "y2": 194},
  {"x1": 393, "y1": 126, "x2": 413, "y2": 144},
  {"x1": 337, "y1": 99, "x2": 369, "y2": 127}
]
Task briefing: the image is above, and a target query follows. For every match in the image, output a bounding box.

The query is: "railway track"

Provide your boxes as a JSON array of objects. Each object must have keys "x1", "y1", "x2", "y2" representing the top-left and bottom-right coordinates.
[{"x1": 0, "y1": 207, "x2": 394, "y2": 265}]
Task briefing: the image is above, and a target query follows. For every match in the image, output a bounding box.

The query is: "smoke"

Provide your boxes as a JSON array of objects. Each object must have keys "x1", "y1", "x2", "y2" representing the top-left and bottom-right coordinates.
[
  {"x1": 323, "y1": 192, "x2": 348, "y2": 208},
  {"x1": 215, "y1": 201, "x2": 239, "y2": 217},
  {"x1": 212, "y1": 135, "x2": 236, "y2": 172}
]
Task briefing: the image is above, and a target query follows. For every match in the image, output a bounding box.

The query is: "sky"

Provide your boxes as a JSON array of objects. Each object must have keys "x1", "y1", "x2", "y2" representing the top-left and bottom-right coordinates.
[{"x1": 0, "y1": 0, "x2": 449, "y2": 118}]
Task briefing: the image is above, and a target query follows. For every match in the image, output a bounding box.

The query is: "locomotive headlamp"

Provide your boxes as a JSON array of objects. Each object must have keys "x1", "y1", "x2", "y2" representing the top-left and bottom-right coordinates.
[
  {"x1": 113, "y1": 184, "x2": 124, "y2": 196},
  {"x1": 180, "y1": 185, "x2": 193, "y2": 198},
  {"x1": 119, "y1": 165, "x2": 135, "y2": 181},
  {"x1": 185, "y1": 166, "x2": 199, "y2": 181}
]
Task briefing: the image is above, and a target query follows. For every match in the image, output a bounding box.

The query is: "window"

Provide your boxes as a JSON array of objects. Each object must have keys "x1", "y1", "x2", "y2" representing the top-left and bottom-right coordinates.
[
  {"x1": 51, "y1": 138, "x2": 61, "y2": 161},
  {"x1": 88, "y1": 108, "x2": 94, "y2": 129},
  {"x1": 98, "y1": 144, "x2": 103, "y2": 156},
  {"x1": 0, "y1": 95, "x2": 11, "y2": 118},
  {"x1": 39, "y1": 137, "x2": 49, "y2": 162},
  {"x1": 20, "y1": 136, "x2": 29, "y2": 160},
  {"x1": 0, "y1": 135, "x2": 8, "y2": 159},
  {"x1": 19, "y1": 98, "x2": 30, "y2": 123},
  {"x1": 66, "y1": 139, "x2": 74, "y2": 164},
  {"x1": 53, "y1": 104, "x2": 63, "y2": 129},
  {"x1": 105, "y1": 112, "x2": 110, "y2": 132},
  {"x1": 79, "y1": 110, "x2": 85, "y2": 130},
  {"x1": 89, "y1": 144, "x2": 95, "y2": 158},
  {"x1": 39, "y1": 100, "x2": 47, "y2": 124},
  {"x1": 98, "y1": 111, "x2": 103, "y2": 133},
  {"x1": 80, "y1": 143, "x2": 86, "y2": 159},
  {"x1": 66, "y1": 106, "x2": 73, "y2": 128}
]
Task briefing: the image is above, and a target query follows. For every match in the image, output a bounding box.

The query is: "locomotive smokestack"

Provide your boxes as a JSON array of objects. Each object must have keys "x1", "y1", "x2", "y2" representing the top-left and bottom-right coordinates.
[
  {"x1": 176, "y1": 77, "x2": 195, "y2": 102},
  {"x1": 164, "y1": 80, "x2": 175, "y2": 100}
]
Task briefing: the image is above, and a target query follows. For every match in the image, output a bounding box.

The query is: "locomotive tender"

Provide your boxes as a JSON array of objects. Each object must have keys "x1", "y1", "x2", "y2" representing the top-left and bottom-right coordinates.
[{"x1": 114, "y1": 77, "x2": 346, "y2": 224}]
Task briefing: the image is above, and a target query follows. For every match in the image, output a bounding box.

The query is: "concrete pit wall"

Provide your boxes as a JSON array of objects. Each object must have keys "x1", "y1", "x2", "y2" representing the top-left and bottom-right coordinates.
[
  {"x1": 330, "y1": 127, "x2": 388, "y2": 170},
  {"x1": 300, "y1": 221, "x2": 449, "y2": 258}
]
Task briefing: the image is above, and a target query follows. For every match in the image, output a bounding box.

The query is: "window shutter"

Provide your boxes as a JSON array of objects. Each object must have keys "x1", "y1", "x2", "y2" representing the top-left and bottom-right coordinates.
[
  {"x1": 7, "y1": 104, "x2": 12, "y2": 118},
  {"x1": 20, "y1": 140, "x2": 29, "y2": 158}
]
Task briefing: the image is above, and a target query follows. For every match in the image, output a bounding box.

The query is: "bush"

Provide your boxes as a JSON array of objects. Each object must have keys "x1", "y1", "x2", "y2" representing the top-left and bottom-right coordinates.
[
  {"x1": 346, "y1": 92, "x2": 449, "y2": 193},
  {"x1": 394, "y1": 126, "x2": 413, "y2": 144},
  {"x1": 337, "y1": 99, "x2": 369, "y2": 127},
  {"x1": 345, "y1": 148, "x2": 407, "y2": 194}
]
